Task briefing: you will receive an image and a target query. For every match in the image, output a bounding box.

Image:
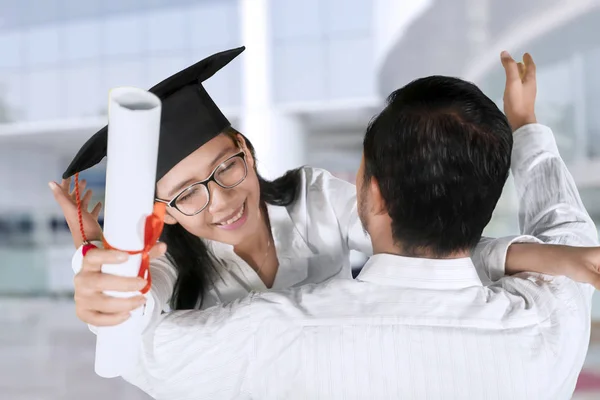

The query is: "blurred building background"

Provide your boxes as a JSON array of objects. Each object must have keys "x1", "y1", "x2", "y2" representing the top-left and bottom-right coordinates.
[{"x1": 1, "y1": 0, "x2": 600, "y2": 398}]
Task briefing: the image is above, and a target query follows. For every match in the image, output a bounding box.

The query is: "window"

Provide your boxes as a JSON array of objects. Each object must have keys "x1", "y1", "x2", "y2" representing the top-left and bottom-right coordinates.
[
  {"x1": 64, "y1": 64, "x2": 104, "y2": 118},
  {"x1": 198, "y1": 49, "x2": 241, "y2": 108},
  {"x1": 103, "y1": 14, "x2": 145, "y2": 57},
  {"x1": 63, "y1": 20, "x2": 102, "y2": 61},
  {"x1": 104, "y1": 60, "x2": 148, "y2": 93},
  {"x1": 21, "y1": 0, "x2": 60, "y2": 26},
  {"x1": 146, "y1": 55, "x2": 189, "y2": 85},
  {"x1": 326, "y1": 37, "x2": 374, "y2": 99},
  {"x1": 61, "y1": 0, "x2": 101, "y2": 20},
  {"x1": 324, "y1": 0, "x2": 372, "y2": 35},
  {"x1": 272, "y1": 42, "x2": 326, "y2": 103},
  {"x1": 270, "y1": 0, "x2": 323, "y2": 41},
  {"x1": 0, "y1": 72, "x2": 25, "y2": 122},
  {"x1": 0, "y1": 31, "x2": 23, "y2": 69},
  {"x1": 0, "y1": 0, "x2": 23, "y2": 30},
  {"x1": 188, "y1": 0, "x2": 238, "y2": 49},
  {"x1": 25, "y1": 69, "x2": 63, "y2": 120},
  {"x1": 101, "y1": 0, "x2": 142, "y2": 14},
  {"x1": 143, "y1": 8, "x2": 187, "y2": 54},
  {"x1": 24, "y1": 25, "x2": 61, "y2": 67}
]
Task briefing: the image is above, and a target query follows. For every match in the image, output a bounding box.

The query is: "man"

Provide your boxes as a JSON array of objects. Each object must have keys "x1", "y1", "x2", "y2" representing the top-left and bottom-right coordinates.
[{"x1": 115, "y1": 52, "x2": 597, "y2": 399}]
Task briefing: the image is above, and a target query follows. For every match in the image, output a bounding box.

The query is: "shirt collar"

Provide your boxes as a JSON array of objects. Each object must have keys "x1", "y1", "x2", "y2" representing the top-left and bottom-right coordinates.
[
  {"x1": 205, "y1": 203, "x2": 315, "y2": 288},
  {"x1": 356, "y1": 253, "x2": 483, "y2": 290}
]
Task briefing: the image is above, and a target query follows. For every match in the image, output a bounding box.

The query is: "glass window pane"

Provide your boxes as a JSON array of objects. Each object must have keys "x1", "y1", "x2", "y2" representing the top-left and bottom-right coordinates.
[
  {"x1": 188, "y1": 1, "x2": 239, "y2": 49},
  {"x1": 144, "y1": 8, "x2": 187, "y2": 53},
  {"x1": 146, "y1": 55, "x2": 189, "y2": 86},
  {"x1": 25, "y1": 70, "x2": 63, "y2": 121},
  {"x1": 21, "y1": 0, "x2": 60, "y2": 26},
  {"x1": 24, "y1": 25, "x2": 61, "y2": 66},
  {"x1": 324, "y1": 0, "x2": 372, "y2": 35},
  {"x1": 0, "y1": 0, "x2": 23, "y2": 30},
  {"x1": 271, "y1": 0, "x2": 323, "y2": 41},
  {"x1": 0, "y1": 72, "x2": 25, "y2": 122},
  {"x1": 101, "y1": 0, "x2": 142, "y2": 14},
  {"x1": 200, "y1": 51, "x2": 241, "y2": 108},
  {"x1": 584, "y1": 49, "x2": 600, "y2": 158},
  {"x1": 104, "y1": 60, "x2": 148, "y2": 94},
  {"x1": 64, "y1": 64, "x2": 104, "y2": 118},
  {"x1": 64, "y1": 20, "x2": 102, "y2": 61},
  {"x1": 185, "y1": 45, "x2": 241, "y2": 108},
  {"x1": 103, "y1": 14, "x2": 145, "y2": 57},
  {"x1": 0, "y1": 31, "x2": 23, "y2": 69},
  {"x1": 327, "y1": 37, "x2": 374, "y2": 99},
  {"x1": 62, "y1": 0, "x2": 101, "y2": 20},
  {"x1": 273, "y1": 42, "x2": 326, "y2": 103}
]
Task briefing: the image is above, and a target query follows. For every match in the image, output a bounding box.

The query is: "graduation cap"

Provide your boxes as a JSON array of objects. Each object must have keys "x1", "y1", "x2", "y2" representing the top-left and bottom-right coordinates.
[{"x1": 62, "y1": 46, "x2": 245, "y2": 182}]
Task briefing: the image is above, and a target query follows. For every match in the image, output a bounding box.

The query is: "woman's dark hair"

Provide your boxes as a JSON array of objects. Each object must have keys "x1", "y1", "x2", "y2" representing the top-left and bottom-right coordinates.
[{"x1": 160, "y1": 128, "x2": 302, "y2": 309}]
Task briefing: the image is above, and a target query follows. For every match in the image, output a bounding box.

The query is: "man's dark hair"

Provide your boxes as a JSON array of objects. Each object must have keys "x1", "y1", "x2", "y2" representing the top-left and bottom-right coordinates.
[{"x1": 363, "y1": 75, "x2": 513, "y2": 257}]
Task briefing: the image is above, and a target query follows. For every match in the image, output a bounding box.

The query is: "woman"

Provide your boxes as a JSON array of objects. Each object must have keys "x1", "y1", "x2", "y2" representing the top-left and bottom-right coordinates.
[{"x1": 52, "y1": 46, "x2": 586, "y2": 333}]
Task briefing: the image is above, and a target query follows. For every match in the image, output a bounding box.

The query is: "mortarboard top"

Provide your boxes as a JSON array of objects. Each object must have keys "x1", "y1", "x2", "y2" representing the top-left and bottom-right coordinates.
[{"x1": 62, "y1": 46, "x2": 245, "y2": 182}]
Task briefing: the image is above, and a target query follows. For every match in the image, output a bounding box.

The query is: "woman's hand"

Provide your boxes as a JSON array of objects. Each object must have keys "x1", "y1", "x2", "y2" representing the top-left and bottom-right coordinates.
[
  {"x1": 49, "y1": 177, "x2": 103, "y2": 248},
  {"x1": 507, "y1": 243, "x2": 600, "y2": 289},
  {"x1": 74, "y1": 242, "x2": 167, "y2": 326},
  {"x1": 500, "y1": 51, "x2": 537, "y2": 131}
]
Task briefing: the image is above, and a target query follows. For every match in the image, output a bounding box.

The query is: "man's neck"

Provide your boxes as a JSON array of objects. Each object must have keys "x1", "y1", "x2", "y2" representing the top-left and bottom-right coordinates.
[{"x1": 372, "y1": 242, "x2": 470, "y2": 260}]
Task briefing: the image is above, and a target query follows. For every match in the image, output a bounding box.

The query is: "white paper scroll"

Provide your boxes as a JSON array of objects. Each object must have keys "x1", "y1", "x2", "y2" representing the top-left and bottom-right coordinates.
[{"x1": 95, "y1": 87, "x2": 162, "y2": 378}]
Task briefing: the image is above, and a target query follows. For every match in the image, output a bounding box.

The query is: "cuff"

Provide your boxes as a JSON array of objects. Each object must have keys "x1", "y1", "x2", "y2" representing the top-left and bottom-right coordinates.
[
  {"x1": 484, "y1": 235, "x2": 542, "y2": 282},
  {"x1": 71, "y1": 240, "x2": 103, "y2": 274},
  {"x1": 511, "y1": 123, "x2": 559, "y2": 173}
]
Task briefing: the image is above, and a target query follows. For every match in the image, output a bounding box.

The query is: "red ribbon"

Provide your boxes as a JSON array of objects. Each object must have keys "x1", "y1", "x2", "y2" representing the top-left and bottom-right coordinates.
[{"x1": 101, "y1": 202, "x2": 166, "y2": 294}]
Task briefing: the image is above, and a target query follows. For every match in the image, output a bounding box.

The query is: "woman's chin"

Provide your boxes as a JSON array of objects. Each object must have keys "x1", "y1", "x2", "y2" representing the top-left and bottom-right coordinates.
[{"x1": 211, "y1": 200, "x2": 262, "y2": 245}]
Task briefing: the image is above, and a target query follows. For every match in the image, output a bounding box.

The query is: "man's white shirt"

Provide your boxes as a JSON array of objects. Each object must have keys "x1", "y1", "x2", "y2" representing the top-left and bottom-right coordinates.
[{"x1": 122, "y1": 124, "x2": 597, "y2": 400}]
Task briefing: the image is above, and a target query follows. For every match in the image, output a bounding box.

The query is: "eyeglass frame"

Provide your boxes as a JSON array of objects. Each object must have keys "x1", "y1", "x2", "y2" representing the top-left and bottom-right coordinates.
[{"x1": 155, "y1": 150, "x2": 248, "y2": 216}]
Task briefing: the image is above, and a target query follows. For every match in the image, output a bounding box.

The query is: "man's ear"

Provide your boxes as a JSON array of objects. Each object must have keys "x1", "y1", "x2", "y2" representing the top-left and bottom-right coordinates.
[{"x1": 369, "y1": 177, "x2": 387, "y2": 215}]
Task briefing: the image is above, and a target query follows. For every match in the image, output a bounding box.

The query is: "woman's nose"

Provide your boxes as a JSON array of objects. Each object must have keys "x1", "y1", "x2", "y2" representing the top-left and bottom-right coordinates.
[{"x1": 207, "y1": 182, "x2": 235, "y2": 213}]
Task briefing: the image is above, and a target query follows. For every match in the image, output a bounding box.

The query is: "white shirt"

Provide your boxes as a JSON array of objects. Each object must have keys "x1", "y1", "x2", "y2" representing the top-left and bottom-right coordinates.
[
  {"x1": 120, "y1": 123, "x2": 597, "y2": 399},
  {"x1": 72, "y1": 167, "x2": 518, "y2": 332}
]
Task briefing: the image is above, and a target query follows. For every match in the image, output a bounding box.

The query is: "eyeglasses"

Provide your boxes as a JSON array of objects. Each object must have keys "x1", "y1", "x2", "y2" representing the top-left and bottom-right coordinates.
[{"x1": 155, "y1": 151, "x2": 248, "y2": 216}]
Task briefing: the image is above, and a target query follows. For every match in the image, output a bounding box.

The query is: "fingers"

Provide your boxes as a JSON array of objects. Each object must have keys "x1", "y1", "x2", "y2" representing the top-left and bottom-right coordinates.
[
  {"x1": 517, "y1": 62, "x2": 525, "y2": 81},
  {"x1": 82, "y1": 244, "x2": 166, "y2": 274},
  {"x1": 49, "y1": 181, "x2": 76, "y2": 211},
  {"x1": 82, "y1": 248, "x2": 129, "y2": 272},
  {"x1": 91, "y1": 202, "x2": 103, "y2": 219},
  {"x1": 500, "y1": 51, "x2": 520, "y2": 84},
  {"x1": 75, "y1": 272, "x2": 147, "y2": 293},
  {"x1": 60, "y1": 177, "x2": 71, "y2": 192},
  {"x1": 69, "y1": 178, "x2": 87, "y2": 200},
  {"x1": 523, "y1": 53, "x2": 536, "y2": 83},
  {"x1": 81, "y1": 188, "x2": 93, "y2": 210},
  {"x1": 75, "y1": 308, "x2": 132, "y2": 327},
  {"x1": 79, "y1": 293, "x2": 146, "y2": 313},
  {"x1": 149, "y1": 242, "x2": 167, "y2": 259}
]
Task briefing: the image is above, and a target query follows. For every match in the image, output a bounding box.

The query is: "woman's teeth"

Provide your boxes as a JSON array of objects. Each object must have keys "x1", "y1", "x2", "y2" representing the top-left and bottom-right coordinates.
[{"x1": 218, "y1": 204, "x2": 245, "y2": 226}]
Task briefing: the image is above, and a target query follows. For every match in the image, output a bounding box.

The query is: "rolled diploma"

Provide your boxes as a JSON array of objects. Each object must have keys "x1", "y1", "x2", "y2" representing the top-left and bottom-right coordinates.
[{"x1": 95, "y1": 87, "x2": 162, "y2": 378}]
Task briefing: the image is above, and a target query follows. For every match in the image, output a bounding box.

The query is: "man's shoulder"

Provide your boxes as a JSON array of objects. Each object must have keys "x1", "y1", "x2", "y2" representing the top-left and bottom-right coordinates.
[{"x1": 248, "y1": 279, "x2": 356, "y2": 317}]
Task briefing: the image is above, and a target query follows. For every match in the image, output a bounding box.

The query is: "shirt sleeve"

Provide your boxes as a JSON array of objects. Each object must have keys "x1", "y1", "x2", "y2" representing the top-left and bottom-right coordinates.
[
  {"x1": 507, "y1": 123, "x2": 598, "y2": 299},
  {"x1": 471, "y1": 123, "x2": 598, "y2": 285},
  {"x1": 71, "y1": 241, "x2": 178, "y2": 334}
]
